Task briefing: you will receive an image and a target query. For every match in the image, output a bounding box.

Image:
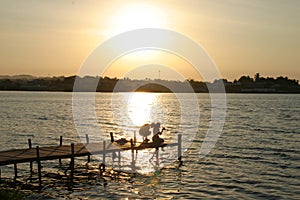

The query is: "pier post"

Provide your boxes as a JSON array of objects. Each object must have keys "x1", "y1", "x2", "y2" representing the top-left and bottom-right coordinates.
[
  {"x1": 118, "y1": 150, "x2": 121, "y2": 170},
  {"x1": 87, "y1": 153, "x2": 90, "y2": 163},
  {"x1": 70, "y1": 143, "x2": 74, "y2": 188},
  {"x1": 134, "y1": 131, "x2": 136, "y2": 144},
  {"x1": 110, "y1": 132, "x2": 114, "y2": 143},
  {"x1": 28, "y1": 139, "x2": 33, "y2": 173},
  {"x1": 130, "y1": 139, "x2": 135, "y2": 172},
  {"x1": 130, "y1": 139, "x2": 134, "y2": 148},
  {"x1": 102, "y1": 140, "x2": 106, "y2": 171},
  {"x1": 59, "y1": 136, "x2": 63, "y2": 165},
  {"x1": 28, "y1": 139, "x2": 32, "y2": 148},
  {"x1": 14, "y1": 163, "x2": 17, "y2": 181},
  {"x1": 36, "y1": 146, "x2": 42, "y2": 188},
  {"x1": 86, "y1": 134, "x2": 90, "y2": 163},
  {"x1": 178, "y1": 134, "x2": 182, "y2": 161},
  {"x1": 85, "y1": 134, "x2": 89, "y2": 144},
  {"x1": 155, "y1": 149, "x2": 159, "y2": 167}
]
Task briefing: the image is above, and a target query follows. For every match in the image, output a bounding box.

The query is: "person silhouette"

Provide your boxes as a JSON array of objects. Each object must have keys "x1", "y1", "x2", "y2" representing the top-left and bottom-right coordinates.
[
  {"x1": 151, "y1": 123, "x2": 165, "y2": 145},
  {"x1": 152, "y1": 122, "x2": 160, "y2": 135},
  {"x1": 139, "y1": 123, "x2": 151, "y2": 143}
]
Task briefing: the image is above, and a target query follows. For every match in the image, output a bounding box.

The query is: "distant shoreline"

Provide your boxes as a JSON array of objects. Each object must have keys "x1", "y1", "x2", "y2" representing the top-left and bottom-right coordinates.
[{"x1": 1, "y1": 73, "x2": 299, "y2": 93}]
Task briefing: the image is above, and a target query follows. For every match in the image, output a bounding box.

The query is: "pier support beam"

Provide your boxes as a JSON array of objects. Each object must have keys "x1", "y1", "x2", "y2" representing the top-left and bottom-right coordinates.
[
  {"x1": 130, "y1": 139, "x2": 134, "y2": 148},
  {"x1": 28, "y1": 139, "x2": 33, "y2": 173},
  {"x1": 59, "y1": 136, "x2": 63, "y2": 165},
  {"x1": 86, "y1": 134, "x2": 90, "y2": 163},
  {"x1": 118, "y1": 150, "x2": 121, "y2": 170},
  {"x1": 99, "y1": 140, "x2": 106, "y2": 174},
  {"x1": 14, "y1": 163, "x2": 17, "y2": 181},
  {"x1": 85, "y1": 134, "x2": 89, "y2": 144},
  {"x1": 130, "y1": 139, "x2": 135, "y2": 172},
  {"x1": 134, "y1": 131, "x2": 137, "y2": 144},
  {"x1": 70, "y1": 143, "x2": 74, "y2": 188},
  {"x1": 178, "y1": 134, "x2": 182, "y2": 162},
  {"x1": 102, "y1": 140, "x2": 106, "y2": 167},
  {"x1": 36, "y1": 146, "x2": 42, "y2": 188},
  {"x1": 110, "y1": 132, "x2": 114, "y2": 143}
]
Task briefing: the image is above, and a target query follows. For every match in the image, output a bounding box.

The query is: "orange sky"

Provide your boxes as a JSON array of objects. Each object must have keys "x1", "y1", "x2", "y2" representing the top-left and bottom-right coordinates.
[{"x1": 0, "y1": 0, "x2": 299, "y2": 81}]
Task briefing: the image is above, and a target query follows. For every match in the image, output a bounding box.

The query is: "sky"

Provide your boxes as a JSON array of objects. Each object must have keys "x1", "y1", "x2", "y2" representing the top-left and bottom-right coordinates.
[{"x1": 0, "y1": 0, "x2": 299, "y2": 81}]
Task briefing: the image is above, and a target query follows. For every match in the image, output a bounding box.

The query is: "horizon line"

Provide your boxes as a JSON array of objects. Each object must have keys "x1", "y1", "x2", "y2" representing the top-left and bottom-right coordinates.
[{"x1": 0, "y1": 73, "x2": 299, "y2": 83}]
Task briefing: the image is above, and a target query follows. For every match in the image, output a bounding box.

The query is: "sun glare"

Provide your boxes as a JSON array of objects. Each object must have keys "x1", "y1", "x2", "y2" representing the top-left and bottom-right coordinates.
[
  {"x1": 108, "y1": 3, "x2": 167, "y2": 36},
  {"x1": 126, "y1": 92, "x2": 156, "y2": 126}
]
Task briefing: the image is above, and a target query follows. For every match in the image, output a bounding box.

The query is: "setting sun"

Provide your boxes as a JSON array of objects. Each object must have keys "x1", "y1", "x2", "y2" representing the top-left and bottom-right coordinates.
[{"x1": 107, "y1": 3, "x2": 168, "y2": 36}]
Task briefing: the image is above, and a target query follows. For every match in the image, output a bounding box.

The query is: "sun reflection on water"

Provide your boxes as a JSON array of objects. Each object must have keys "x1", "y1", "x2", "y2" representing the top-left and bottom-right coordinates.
[
  {"x1": 107, "y1": 92, "x2": 178, "y2": 174},
  {"x1": 121, "y1": 92, "x2": 168, "y2": 174},
  {"x1": 126, "y1": 92, "x2": 157, "y2": 126}
]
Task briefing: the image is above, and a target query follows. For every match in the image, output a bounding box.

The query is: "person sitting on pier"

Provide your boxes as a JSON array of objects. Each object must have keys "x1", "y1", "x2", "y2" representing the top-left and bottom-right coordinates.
[
  {"x1": 139, "y1": 123, "x2": 151, "y2": 143},
  {"x1": 151, "y1": 123, "x2": 165, "y2": 145}
]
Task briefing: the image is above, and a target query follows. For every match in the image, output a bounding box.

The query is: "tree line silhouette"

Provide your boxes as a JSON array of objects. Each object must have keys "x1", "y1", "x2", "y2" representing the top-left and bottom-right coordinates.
[{"x1": 0, "y1": 73, "x2": 299, "y2": 93}]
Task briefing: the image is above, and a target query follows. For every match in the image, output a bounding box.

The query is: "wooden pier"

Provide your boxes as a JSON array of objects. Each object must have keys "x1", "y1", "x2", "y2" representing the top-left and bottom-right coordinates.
[{"x1": 0, "y1": 134, "x2": 182, "y2": 188}]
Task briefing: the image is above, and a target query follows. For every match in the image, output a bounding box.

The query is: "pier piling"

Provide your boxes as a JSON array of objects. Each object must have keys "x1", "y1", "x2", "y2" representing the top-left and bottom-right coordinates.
[
  {"x1": 28, "y1": 139, "x2": 33, "y2": 173},
  {"x1": 134, "y1": 131, "x2": 137, "y2": 144},
  {"x1": 110, "y1": 132, "x2": 114, "y2": 143},
  {"x1": 14, "y1": 163, "x2": 17, "y2": 181},
  {"x1": 102, "y1": 140, "x2": 106, "y2": 171},
  {"x1": 36, "y1": 146, "x2": 42, "y2": 188},
  {"x1": 60, "y1": 136, "x2": 63, "y2": 146},
  {"x1": 130, "y1": 139, "x2": 134, "y2": 149},
  {"x1": 178, "y1": 134, "x2": 182, "y2": 162},
  {"x1": 70, "y1": 143, "x2": 75, "y2": 188},
  {"x1": 118, "y1": 150, "x2": 121, "y2": 169},
  {"x1": 86, "y1": 134, "x2": 90, "y2": 163},
  {"x1": 85, "y1": 134, "x2": 89, "y2": 144},
  {"x1": 59, "y1": 136, "x2": 63, "y2": 165}
]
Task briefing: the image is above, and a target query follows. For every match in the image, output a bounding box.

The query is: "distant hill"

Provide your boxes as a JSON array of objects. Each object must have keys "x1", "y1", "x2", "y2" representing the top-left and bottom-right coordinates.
[{"x1": 0, "y1": 75, "x2": 37, "y2": 80}]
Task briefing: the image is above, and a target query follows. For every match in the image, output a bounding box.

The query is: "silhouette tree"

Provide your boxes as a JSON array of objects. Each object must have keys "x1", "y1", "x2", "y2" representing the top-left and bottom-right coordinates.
[
  {"x1": 254, "y1": 73, "x2": 260, "y2": 82},
  {"x1": 238, "y1": 76, "x2": 253, "y2": 83}
]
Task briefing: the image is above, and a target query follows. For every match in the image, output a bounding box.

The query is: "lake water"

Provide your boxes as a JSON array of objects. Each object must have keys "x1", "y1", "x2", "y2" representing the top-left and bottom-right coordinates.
[{"x1": 0, "y1": 91, "x2": 299, "y2": 199}]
